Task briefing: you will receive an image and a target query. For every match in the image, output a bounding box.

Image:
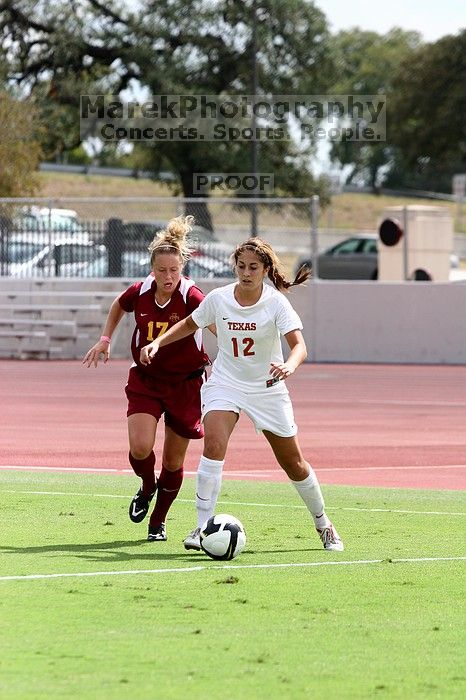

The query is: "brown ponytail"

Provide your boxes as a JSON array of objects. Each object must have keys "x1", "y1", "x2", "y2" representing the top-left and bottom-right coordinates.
[{"x1": 232, "y1": 238, "x2": 311, "y2": 292}]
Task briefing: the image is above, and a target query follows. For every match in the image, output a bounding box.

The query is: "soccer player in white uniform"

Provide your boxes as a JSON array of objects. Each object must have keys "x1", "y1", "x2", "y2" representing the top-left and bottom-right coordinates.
[{"x1": 140, "y1": 237, "x2": 344, "y2": 552}]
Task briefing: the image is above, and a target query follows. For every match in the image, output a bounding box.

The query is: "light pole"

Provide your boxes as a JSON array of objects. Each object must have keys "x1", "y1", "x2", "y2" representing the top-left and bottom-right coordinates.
[{"x1": 250, "y1": 0, "x2": 258, "y2": 236}]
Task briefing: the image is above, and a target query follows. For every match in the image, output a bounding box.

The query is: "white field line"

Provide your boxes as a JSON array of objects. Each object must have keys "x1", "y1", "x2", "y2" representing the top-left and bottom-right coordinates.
[
  {"x1": 0, "y1": 465, "x2": 135, "y2": 474},
  {"x1": 1, "y1": 556, "x2": 465, "y2": 583},
  {"x1": 1, "y1": 464, "x2": 466, "y2": 475},
  {"x1": 1, "y1": 489, "x2": 465, "y2": 517}
]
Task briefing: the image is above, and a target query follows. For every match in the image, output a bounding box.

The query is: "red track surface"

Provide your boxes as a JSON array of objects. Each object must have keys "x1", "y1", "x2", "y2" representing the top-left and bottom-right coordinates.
[{"x1": 1, "y1": 360, "x2": 465, "y2": 490}]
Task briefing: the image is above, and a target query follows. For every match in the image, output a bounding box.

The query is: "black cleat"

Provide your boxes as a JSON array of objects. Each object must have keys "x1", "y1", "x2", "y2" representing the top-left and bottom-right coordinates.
[
  {"x1": 147, "y1": 522, "x2": 167, "y2": 541},
  {"x1": 129, "y1": 486, "x2": 156, "y2": 523}
]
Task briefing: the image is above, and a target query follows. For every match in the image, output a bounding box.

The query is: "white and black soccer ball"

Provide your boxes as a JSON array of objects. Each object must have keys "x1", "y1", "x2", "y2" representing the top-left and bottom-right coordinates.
[{"x1": 200, "y1": 513, "x2": 246, "y2": 561}]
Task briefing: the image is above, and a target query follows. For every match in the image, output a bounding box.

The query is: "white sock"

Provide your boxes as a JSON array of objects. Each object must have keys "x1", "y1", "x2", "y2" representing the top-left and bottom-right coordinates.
[
  {"x1": 290, "y1": 467, "x2": 331, "y2": 528},
  {"x1": 195, "y1": 456, "x2": 224, "y2": 528}
]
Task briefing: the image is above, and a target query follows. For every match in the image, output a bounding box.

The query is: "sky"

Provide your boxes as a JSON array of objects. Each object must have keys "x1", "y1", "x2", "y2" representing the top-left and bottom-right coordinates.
[{"x1": 313, "y1": 0, "x2": 465, "y2": 42}]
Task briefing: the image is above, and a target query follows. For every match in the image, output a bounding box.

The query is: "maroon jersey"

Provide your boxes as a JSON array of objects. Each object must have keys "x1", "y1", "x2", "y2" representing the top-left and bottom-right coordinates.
[{"x1": 118, "y1": 275, "x2": 209, "y2": 380}]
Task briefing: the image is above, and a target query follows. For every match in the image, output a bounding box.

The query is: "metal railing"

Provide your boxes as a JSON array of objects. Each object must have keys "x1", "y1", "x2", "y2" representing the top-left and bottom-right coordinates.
[{"x1": 0, "y1": 196, "x2": 317, "y2": 279}]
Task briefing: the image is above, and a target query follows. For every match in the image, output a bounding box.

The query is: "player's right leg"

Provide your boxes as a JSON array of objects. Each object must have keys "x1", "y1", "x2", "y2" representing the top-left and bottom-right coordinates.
[{"x1": 184, "y1": 409, "x2": 238, "y2": 551}]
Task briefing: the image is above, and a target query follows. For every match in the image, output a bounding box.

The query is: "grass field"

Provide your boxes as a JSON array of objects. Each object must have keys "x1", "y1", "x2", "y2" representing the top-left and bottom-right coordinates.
[{"x1": 1, "y1": 469, "x2": 465, "y2": 699}]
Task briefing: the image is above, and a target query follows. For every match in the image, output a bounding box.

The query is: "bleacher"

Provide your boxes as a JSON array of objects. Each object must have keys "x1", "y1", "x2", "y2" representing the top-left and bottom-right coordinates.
[{"x1": 0, "y1": 278, "x2": 134, "y2": 359}]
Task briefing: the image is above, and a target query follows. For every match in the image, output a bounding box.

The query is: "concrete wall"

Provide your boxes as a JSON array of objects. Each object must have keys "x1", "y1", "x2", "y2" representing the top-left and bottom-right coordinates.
[
  {"x1": 1, "y1": 277, "x2": 465, "y2": 364},
  {"x1": 300, "y1": 281, "x2": 466, "y2": 364},
  {"x1": 197, "y1": 279, "x2": 466, "y2": 365}
]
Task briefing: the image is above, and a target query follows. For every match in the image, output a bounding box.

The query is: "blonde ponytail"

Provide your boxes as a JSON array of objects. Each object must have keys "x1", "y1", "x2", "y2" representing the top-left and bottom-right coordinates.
[{"x1": 148, "y1": 215, "x2": 195, "y2": 265}]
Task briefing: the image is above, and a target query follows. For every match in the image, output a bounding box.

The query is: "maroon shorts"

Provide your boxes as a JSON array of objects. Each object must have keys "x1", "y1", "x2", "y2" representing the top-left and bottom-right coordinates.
[{"x1": 125, "y1": 366, "x2": 204, "y2": 440}]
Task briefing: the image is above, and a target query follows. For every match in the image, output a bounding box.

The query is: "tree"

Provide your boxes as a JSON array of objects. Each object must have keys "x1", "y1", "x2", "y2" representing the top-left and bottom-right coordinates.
[
  {"x1": 327, "y1": 28, "x2": 422, "y2": 190},
  {"x1": 387, "y1": 30, "x2": 466, "y2": 192},
  {"x1": 0, "y1": 91, "x2": 42, "y2": 198},
  {"x1": 0, "y1": 0, "x2": 336, "y2": 223}
]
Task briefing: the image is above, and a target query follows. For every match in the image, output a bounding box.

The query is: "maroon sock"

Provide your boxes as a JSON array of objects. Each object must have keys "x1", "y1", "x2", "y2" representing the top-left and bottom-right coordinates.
[
  {"x1": 149, "y1": 466, "x2": 184, "y2": 527},
  {"x1": 128, "y1": 451, "x2": 156, "y2": 496}
]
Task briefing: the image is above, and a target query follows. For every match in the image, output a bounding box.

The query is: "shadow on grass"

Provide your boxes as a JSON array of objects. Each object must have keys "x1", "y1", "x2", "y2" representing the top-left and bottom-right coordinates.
[
  {"x1": 0, "y1": 540, "x2": 189, "y2": 563},
  {"x1": 0, "y1": 540, "x2": 319, "y2": 565}
]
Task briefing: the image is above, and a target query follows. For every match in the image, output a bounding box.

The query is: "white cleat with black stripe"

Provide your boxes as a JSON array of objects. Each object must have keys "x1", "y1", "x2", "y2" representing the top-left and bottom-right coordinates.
[
  {"x1": 183, "y1": 527, "x2": 201, "y2": 551},
  {"x1": 316, "y1": 523, "x2": 344, "y2": 551}
]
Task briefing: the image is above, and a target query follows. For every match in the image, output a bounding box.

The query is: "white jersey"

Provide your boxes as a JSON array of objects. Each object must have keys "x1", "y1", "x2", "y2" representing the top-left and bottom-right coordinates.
[{"x1": 191, "y1": 282, "x2": 303, "y2": 392}]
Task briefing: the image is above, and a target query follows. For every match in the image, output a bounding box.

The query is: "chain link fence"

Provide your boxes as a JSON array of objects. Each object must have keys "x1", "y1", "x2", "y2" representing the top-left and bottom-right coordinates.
[{"x1": 0, "y1": 196, "x2": 316, "y2": 279}]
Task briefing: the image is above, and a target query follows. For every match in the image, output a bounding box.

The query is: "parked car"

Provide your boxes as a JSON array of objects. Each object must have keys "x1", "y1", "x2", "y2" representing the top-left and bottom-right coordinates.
[
  {"x1": 120, "y1": 220, "x2": 217, "y2": 245},
  {"x1": 296, "y1": 235, "x2": 461, "y2": 281},
  {"x1": 4, "y1": 236, "x2": 105, "y2": 277},
  {"x1": 185, "y1": 252, "x2": 234, "y2": 279},
  {"x1": 11, "y1": 207, "x2": 90, "y2": 240},
  {"x1": 81, "y1": 251, "x2": 151, "y2": 278},
  {"x1": 105, "y1": 219, "x2": 233, "y2": 274},
  {"x1": 81, "y1": 248, "x2": 234, "y2": 279},
  {"x1": 296, "y1": 234, "x2": 379, "y2": 280}
]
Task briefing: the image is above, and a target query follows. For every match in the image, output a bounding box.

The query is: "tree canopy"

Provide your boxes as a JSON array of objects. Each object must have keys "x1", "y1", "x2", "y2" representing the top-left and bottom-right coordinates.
[
  {"x1": 327, "y1": 27, "x2": 466, "y2": 192},
  {"x1": 0, "y1": 0, "x2": 336, "y2": 210},
  {"x1": 0, "y1": 1, "x2": 464, "y2": 199},
  {"x1": 0, "y1": 91, "x2": 42, "y2": 198},
  {"x1": 327, "y1": 27, "x2": 422, "y2": 190},
  {"x1": 387, "y1": 29, "x2": 466, "y2": 192}
]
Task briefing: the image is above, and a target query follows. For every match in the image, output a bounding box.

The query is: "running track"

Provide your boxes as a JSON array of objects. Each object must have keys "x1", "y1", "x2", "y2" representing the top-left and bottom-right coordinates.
[{"x1": 1, "y1": 360, "x2": 465, "y2": 490}]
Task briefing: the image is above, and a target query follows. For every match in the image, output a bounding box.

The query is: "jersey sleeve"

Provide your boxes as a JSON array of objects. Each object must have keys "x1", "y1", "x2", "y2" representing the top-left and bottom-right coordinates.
[
  {"x1": 275, "y1": 294, "x2": 303, "y2": 336},
  {"x1": 118, "y1": 282, "x2": 142, "y2": 312},
  {"x1": 191, "y1": 289, "x2": 217, "y2": 328},
  {"x1": 186, "y1": 284, "x2": 205, "y2": 314}
]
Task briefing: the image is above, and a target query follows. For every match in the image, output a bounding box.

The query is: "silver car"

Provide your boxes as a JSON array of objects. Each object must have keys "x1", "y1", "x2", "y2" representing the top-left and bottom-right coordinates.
[
  {"x1": 297, "y1": 234, "x2": 378, "y2": 280},
  {"x1": 3, "y1": 236, "x2": 105, "y2": 277},
  {"x1": 81, "y1": 249, "x2": 234, "y2": 279}
]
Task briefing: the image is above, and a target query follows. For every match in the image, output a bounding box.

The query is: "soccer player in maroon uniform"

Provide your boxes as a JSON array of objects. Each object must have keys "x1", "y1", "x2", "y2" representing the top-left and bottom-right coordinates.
[{"x1": 83, "y1": 216, "x2": 213, "y2": 541}]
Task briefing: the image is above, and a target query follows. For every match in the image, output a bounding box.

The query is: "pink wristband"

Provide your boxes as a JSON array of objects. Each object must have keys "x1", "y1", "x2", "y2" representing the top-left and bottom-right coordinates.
[{"x1": 100, "y1": 335, "x2": 111, "y2": 344}]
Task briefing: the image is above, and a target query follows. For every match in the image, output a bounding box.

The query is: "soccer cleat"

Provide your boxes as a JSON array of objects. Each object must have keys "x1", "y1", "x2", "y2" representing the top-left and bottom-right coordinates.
[
  {"x1": 129, "y1": 485, "x2": 156, "y2": 523},
  {"x1": 147, "y1": 522, "x2": 167, "y2": 541},
  {"x1": 316, "y1": 523, "x2": 344, "y2": 551},
  {"x1": 183, "y1": 527, "x2": 201, "y2": 551}
]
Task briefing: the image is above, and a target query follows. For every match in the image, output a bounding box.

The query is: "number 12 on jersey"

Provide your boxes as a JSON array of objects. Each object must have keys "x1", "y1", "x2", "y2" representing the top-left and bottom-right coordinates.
[{"x1": 231, "y1": 337, "x2": 255, "y2": 357}]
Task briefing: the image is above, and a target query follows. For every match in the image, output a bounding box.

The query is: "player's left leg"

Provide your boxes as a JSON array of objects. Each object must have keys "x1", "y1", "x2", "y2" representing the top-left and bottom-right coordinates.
[
  {"x1": 146, "y1": 427, "x2": 189, "y2": 541},
  {"x1": 127, "y1": 412, "x2": 159, "y2": 523},
  {"x1": 263, "y1": 431, "x2": 344, "y2": 552},
  {"x1": 125, "y1": 370, "x2": 164, "y2": 524}
]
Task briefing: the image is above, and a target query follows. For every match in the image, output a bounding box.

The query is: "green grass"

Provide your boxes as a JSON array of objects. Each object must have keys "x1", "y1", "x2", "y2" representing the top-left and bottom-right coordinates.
[{"x1": 1, "y1": 470, "x2": 465, "y2": 699}]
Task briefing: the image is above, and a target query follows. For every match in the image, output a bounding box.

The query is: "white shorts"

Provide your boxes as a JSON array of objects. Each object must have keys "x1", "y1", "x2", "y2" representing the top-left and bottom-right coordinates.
[{"x1": 200, "y1": 380, "x2": 297, "y2": 438}]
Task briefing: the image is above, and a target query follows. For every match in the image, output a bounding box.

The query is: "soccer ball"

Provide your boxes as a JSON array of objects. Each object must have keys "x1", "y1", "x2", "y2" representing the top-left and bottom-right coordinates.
[{"x1": 200, "y1": 513, "x2": 246, "y2": 561}]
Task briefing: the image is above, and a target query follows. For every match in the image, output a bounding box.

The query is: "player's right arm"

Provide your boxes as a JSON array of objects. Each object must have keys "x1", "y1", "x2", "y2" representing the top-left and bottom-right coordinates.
[
  {"x1": 140, "y1": 315, "x2": 200, "y2": 365},
  {"x1": 82, "y1": 297, "x2": 126, "y2": 368}
]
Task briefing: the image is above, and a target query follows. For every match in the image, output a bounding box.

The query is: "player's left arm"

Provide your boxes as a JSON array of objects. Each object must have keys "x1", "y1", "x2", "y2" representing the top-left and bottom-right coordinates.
[
  {"x1": 269, "y1": 329, "x2": 308, "y2": 380},
  {"x1": 187, "y1": 286, "x2": 217, "y2": 337},
  {"x1": 140, "y1": 315, "x2": 200, "y2": 365}
]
